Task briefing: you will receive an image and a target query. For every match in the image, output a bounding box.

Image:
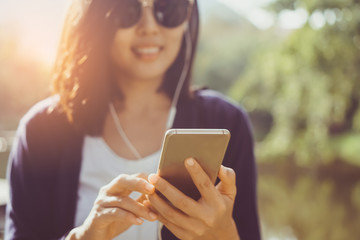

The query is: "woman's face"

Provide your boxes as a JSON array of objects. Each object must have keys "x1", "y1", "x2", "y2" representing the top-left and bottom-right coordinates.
[{"x1": 110, "y1": 5, "x2": 186, "y2": 82}]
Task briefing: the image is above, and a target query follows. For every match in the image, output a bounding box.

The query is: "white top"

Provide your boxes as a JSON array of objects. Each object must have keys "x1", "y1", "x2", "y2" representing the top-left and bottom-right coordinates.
[
  {"x1": 75, "y1": 136, "x2": 160, "y2": 240},
  {"x1": 0, "y1": 178, "x2": 9, "y2": 206}
]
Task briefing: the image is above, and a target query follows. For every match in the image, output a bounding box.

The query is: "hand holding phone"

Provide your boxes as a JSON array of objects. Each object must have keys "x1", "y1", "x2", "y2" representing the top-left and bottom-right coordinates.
[
  {"x1": 147, "y1": 161, "x2": 240, "y2": 239},
  {"x1": 157, "y1": 129, "x2": 230, "y2": 200}
]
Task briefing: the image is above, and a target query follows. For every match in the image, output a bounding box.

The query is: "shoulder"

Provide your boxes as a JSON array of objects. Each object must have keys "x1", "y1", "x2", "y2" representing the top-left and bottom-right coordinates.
[
  {"x1": 20, "y1": 95, "x2": 62, "y2": 129},
  {"x1": 190, "y1": 89, "x2": 255, "y2": 160},
  {"x1": 14, "y1": 96, "x2": 76, "y2": 163},
  {"x1": 194, "y1": 89, "x2": 247, "y2": 115},
  {"x1": 192, "y1": 89, "x2": 251, "y2": 127},
  {"x1": 194, "y1": 89, "x2": 237, "y2": 107},
  {"x1": 19, "y1": 96, "x2": 73, "y2": 138}
]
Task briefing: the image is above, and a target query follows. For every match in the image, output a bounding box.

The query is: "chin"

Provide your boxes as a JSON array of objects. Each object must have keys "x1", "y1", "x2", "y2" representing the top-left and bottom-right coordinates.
[{"x1": 134, "y1": 63, "x2": 169, "y2": 78}]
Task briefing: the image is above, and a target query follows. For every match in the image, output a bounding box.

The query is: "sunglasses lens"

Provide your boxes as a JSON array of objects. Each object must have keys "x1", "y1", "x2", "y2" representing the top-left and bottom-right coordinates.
[
  {"x1": 154, "y1": 0, "x2": 189, "y2": 28},
  {"x1": 113, "y1": 0, "x2": 141, "y2": 28}
]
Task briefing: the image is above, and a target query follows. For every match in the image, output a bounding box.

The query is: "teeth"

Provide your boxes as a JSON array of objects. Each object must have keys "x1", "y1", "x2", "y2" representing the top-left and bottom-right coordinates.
[{"x1": 135, "y1": 47, "x2": 160, "y2": 54}]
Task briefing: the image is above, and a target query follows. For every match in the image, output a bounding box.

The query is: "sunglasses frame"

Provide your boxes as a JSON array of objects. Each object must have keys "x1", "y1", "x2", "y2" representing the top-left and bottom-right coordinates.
[
  {"x1": 109, "y1": 0, "x2": 195, "y2": 29},
  {"x1": 138, "y1": 0, "x2": 194, "y2": 8}
]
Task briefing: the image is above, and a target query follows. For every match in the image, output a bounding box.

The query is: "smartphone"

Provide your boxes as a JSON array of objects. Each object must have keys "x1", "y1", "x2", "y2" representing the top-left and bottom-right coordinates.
[{"x1": 157, "y1": 129, "x2": 230, "y2": 201}]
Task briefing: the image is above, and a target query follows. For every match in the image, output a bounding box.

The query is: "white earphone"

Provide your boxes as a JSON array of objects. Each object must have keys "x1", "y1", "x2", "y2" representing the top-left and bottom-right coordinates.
[{"x1": 166, "y1": 22, "x2": 192, "y2": 129}]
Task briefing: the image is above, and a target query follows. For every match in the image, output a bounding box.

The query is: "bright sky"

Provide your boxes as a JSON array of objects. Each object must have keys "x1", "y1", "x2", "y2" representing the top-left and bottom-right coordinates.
[
  {"x1": 218, "y1": 0, "x2": 276, "y2": 29},
  {"x1": 218, "y1": 0, "x2": 273, "y2": 15},
  {"x1": 0, "y1": 0, "x2": 71, "y2": 65},
  {"x1": 0, "y1": 0, "x2": 309, "y2": 65}
]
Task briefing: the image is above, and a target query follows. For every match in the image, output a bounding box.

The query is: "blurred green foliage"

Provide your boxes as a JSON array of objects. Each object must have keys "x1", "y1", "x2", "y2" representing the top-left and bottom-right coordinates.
[
  {"x1": 260, "y1": 175, "x2": 360, "y2": 239},
  {"x1": 193, "y1": 12, "x2": 277, "y2": 93},
  {"x1": 226, "y1": 0, "x2": 360, "y2": 239},
  {"x1": 230, "y1": 2, "x2": 360, "y2": 166}
]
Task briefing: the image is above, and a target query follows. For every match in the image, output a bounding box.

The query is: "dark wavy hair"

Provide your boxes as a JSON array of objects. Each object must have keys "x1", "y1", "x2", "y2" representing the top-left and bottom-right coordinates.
[{"x1": 52, "y1": 0, "x2": 199, "y2": 135}]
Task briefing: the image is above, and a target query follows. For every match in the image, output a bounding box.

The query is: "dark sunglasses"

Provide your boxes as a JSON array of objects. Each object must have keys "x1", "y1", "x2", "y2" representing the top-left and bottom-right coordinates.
[{"x1": 109, "y1": 0, "x2": 194, "y2": 28}]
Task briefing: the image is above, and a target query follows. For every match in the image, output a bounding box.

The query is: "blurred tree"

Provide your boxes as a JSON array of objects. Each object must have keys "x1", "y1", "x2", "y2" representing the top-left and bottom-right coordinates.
[
  {"x1": 193, "y1": 1, "x2": 279, "y2": 94},
  {"x1": 230, "y1": 0, "x2": 360, "y2": 166}
]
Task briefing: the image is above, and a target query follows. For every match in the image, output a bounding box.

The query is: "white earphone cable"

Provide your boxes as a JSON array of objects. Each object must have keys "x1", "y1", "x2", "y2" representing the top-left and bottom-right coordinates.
[
  {"x1": 166, "y1": 22, "x2": 193, "y2": 129},
  {"x1": 109, "y1": 102, "x2": 143, "y2": 160}
]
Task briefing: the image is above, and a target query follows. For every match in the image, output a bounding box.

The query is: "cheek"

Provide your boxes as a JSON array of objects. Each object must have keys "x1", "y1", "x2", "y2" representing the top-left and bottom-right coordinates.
[
  {"x1": 110, "y1": 31, "x2": 133, "y2": 63},
  {"x1": 110, "y1": 39, "x2": 123, "y2": 65}
]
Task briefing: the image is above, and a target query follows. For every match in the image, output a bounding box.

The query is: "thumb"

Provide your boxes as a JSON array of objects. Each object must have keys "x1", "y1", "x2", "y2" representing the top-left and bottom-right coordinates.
[{"x1": 216, "y1": 166, "x2": 237, "y2": 200}]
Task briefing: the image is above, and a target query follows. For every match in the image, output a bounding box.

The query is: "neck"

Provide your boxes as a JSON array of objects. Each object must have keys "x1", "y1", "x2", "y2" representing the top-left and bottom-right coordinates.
[{"x1": 114, "y1": 76, "x2": 171, "y2": 114}]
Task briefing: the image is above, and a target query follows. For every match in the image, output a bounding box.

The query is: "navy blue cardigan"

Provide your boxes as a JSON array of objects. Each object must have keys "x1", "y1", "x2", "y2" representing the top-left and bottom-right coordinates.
[{"x1": 5, "y1": 90, "x2": 261, "y2": 240}]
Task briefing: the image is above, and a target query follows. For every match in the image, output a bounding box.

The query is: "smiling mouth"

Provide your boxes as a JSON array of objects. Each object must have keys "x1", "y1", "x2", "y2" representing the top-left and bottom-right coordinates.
[{"x1": 132, "y1": 46, "x2": 162, "y2": 61}]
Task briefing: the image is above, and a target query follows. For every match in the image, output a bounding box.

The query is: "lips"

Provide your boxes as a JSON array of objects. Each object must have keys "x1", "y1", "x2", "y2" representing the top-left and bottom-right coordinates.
[{"x1": 132, "y1": 46, "x2": 163, "y2": 61}]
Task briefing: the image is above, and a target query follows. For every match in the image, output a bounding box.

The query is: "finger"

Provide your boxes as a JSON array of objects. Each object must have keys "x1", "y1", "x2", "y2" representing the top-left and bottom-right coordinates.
[
  {"x1": 136, "y1": 193, "x2": 147, "y2": 203},
  {"x1": 147, "y1": 192, "x2": 201, "y2": 233},
  {"x1": 106, "y1": 174, "x2": 155, "y2": 195},
  {"x1": 134, "y1": 172, "x2": 148, "y2": 179},
  {"x1": 216, "y1": 166, "x2": 237, "y2": 200},
  {"x1": 157, "y1": 214, "x2": 192, "y2": 240},
  {"x1": 98, "y1": 207, "x2": 144, "y2": 226},
  {"x1": 101, "y1": 196, "x2": 157, "y2": 221},
  {"x1": 184, "y1": 158, "x2": 220, "y2": 204},
  {"x1": 142, "y1": 199, "x2": 158, "y2": 214},
  {"x1": 148, "y1": 174, "x2": 200, "y2": 217}
]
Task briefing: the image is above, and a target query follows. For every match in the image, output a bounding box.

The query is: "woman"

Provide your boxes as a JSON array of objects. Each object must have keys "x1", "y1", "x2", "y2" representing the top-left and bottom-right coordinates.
[{"x1": 5, "y1": 0, "x2": 261, "y2": 239}]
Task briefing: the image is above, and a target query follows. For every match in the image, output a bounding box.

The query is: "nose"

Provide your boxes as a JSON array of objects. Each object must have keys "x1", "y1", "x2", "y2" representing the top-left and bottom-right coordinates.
[{"x1": 136, "y1": 6, "x2": 160, "y2": 36}]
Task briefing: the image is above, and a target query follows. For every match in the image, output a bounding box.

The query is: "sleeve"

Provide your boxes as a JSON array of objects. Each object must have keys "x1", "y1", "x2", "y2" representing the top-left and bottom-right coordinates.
[
  {"x1": 4, "y1": 111, "x2": 74, "y2": 240},
  {"x1": 225, "y1": 108, "x2": 261, "y2": 240}
]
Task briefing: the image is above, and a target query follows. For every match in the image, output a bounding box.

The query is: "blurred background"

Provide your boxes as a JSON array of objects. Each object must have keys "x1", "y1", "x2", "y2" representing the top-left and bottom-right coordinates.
[{"x1": 1, "y1": 0, "x2": 360, "y2": 239}]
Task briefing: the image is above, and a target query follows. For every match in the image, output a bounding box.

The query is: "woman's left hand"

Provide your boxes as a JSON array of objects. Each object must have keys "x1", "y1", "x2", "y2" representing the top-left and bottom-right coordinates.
[{"x1": 146, "y1": 158, "x2": 240, "y2": 240}]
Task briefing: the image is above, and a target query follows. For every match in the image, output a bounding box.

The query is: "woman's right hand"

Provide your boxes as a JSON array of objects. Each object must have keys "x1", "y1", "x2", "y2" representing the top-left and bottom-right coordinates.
[{"x1": 66, "y1": 173, "x2": 158, "y2": 240}]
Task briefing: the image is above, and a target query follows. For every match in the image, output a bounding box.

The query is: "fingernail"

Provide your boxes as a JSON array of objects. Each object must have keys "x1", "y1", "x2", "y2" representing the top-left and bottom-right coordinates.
[
  {"x1": 136, "y1": 218, "x2": 143, "y2": 224},
  {"x1": 148, "y1": 174, "x2": 159, "y2": 184},
  {"x1": 186, "y1": 158, "x2": 194, "y2": 166},
  {"x1": 146, "y1": 183, "x2": 154, "y2": 192},
  {"x1": 149, "y1": 212, "x2": 157, "y2": 220}
]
